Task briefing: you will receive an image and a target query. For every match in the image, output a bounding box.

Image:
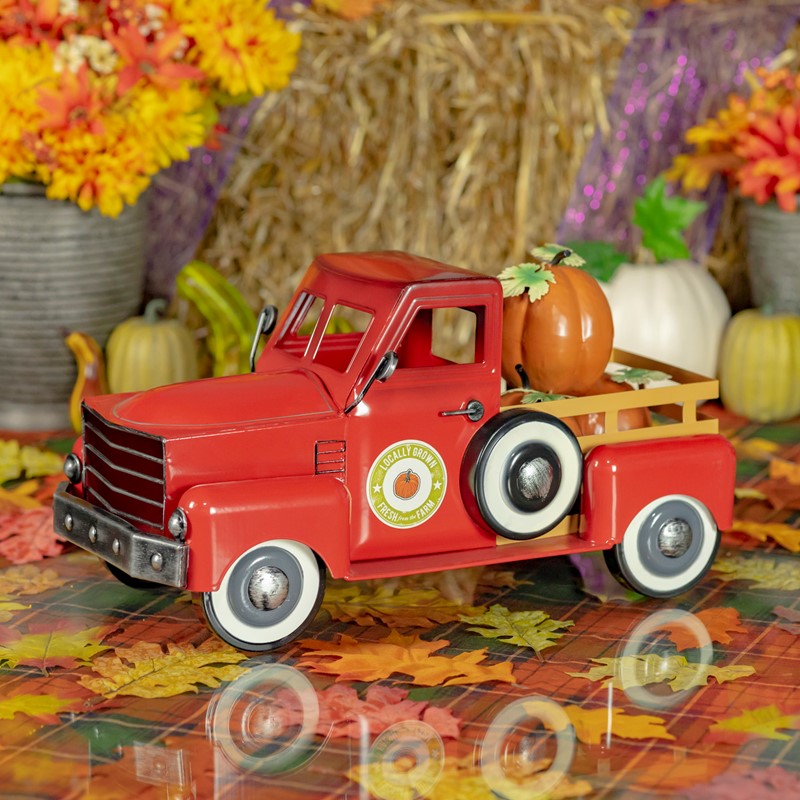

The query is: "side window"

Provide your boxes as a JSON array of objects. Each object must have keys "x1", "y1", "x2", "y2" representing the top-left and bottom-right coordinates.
[
  {"x1": 275, "y1": 292, "x2": 325, "y2": 356},
  {"x1": 397, "y1": 305, "x2": 484, "y2": 368},
  {"x1": 312, "y1": 303, "x2": 373, "y2": 372}
]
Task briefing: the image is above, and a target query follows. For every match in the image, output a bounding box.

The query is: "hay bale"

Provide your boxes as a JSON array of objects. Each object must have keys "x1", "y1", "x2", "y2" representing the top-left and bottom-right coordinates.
[{"x1": 198, "y1": 0, "x2": 647, "y2": 311}]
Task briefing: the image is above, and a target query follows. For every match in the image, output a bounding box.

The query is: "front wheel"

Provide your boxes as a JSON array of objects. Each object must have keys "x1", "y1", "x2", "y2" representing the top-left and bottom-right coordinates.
[
  {"x1": 604, "y1": 495, "x2": 720, "y2": 598},
  {"x1": 203, "y1": 540, "x2": 325, "y2": 651}
]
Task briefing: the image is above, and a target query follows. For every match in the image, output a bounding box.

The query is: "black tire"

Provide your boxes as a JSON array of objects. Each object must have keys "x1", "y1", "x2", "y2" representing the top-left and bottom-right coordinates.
[
  {"x1": 461, "y1": 409, "x2": 583, "y2": 540},
  {"x1": 203, "y1": 540, "x2": 325, "y2": 652},
  {"x1": 604, "y1": 494, "x2": 720, "y2": 598},
  {"x1": 106, "y1": 561, "x2": 160, "y2": 590}
]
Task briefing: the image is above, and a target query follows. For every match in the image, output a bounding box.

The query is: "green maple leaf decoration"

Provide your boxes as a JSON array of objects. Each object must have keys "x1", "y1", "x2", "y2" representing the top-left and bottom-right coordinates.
[
  {"x1": 498, "y1": 244, "x2": 586, "y2": 302},
  {"x1": 498, "y1": 262, "x2": 556, "y2": 301},
  {"x1": 564, "y1": 240, "x2": 627, "y2": 282},
  {"x1": 610, "y1": 368, "x2": 671, "y2": 386},
  {"x1": 521, "y1": 391, "x2": 573, "y2": 403},
  {"x1": 459, "y1": 604, "x2": 574, "y2": 654},
  {"x1": 633, "y1": 175, "x2": 707, "y2": 262}
]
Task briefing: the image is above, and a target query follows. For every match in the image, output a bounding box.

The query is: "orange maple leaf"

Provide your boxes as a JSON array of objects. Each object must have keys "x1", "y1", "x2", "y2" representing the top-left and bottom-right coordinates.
[
  {"x1": 0, "y1": 507, "x2": 64, "y2": 564},
  {"x1": 729, "y1": 519, "x2": 800, "y2": 553},
  {"x1": 298, "y1": 630, "x2": 516, "y2": 686},
  {"x1": 770, "y1": 458, "x2": 800, "y2": 485},
  {"x1": 657, "y1": 606, "x2": 747, "y2": 651},
  {"x1": 561, "y1": 704, "x2": 675, "y2": 745}
]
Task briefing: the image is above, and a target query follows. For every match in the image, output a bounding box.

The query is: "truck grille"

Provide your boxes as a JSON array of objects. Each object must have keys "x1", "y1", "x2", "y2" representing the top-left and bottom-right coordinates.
[{"x1": 83, "y1": 407, "x2": 166, "y2": 529}]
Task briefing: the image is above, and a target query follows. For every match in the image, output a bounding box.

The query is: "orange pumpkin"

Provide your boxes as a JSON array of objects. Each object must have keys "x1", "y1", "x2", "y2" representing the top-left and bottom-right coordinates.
[
  {"x1": 502, "y1": 265, "x2": 614, "y2": 395},
  {"x1": 393, "y1": 469, "x2": 420, "y2": 499},
  {"x1": 564, "y1": 374, "x2": 651, "y2": 435}
]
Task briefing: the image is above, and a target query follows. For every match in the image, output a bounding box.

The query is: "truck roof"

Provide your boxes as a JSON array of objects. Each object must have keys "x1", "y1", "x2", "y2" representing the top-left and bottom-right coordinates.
[{"x1": 313, "y1": 251, "x2": 499, "y2": 289}]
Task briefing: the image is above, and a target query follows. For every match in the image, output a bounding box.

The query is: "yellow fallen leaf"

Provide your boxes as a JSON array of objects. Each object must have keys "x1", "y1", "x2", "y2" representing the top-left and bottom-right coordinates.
[
  {"x1": 770, "y1": 458, "x2": 800, "y2": 485},
  {"x1": 460, "y1": 605, "x2": 573, "y2": 653},
  {"x1": 0, "y1": 440, "x2": 22, "y2": 483},
  {"x1": 562, "y1": 705, "x2": 675, "y2": 745},
  {"x1": 729, "y1": 520, "x2": 800, "y2": 553},
  {"x1": 19, "y1": 447, "x2": 64, "y2": 478},
  {"x1": 0, "y1": 565, "x2": 68, "y2": 597},
  {"x1": 323, "y1": 582, "x2": 482, "y2": 628},
  {"x1": 0, "y1": 600, "x2": 29, "y2": 623},
  {"x1": 706, "y1": 705, "x2": 800, "y2": 743},
  {"x1": 0, "y1": 485, "x2": 42, "y2": 511},
  {"x1": 712, "y1": 555, "x2": 800, "y2": 590},
  {"x1": 727, "y1": 436, "x2": 782, "y2": 461},
  {"x1": 0, "y1": 693, "x2": 81, "y2": 723},
  {"x1": 0, "y1": 624, "x2": 113, "y2": 670},
  {"x1": 734, "y1": 487, "x2": 767, "y2": 501},
  {"x1": 299, "y1": 630, "x2": 516, "y2": 686},
  {"x1": 79, "y1": 639, "x2": 249, "y2": 698},
  {"x1": 568, "y1": 654, "x2": 755, "y2": 692}
]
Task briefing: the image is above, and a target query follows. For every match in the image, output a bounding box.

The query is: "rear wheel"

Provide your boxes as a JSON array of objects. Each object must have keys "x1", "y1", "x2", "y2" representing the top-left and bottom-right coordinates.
[
  {"x1": 462, "y1": 409, "x2": 583, "y2": 540},
  {"x1": 203, "y1": 540, "x2": 325, "y2": 651},
  {"x1": 604, "y1": 495, "x2": 720, "y2": 598}
]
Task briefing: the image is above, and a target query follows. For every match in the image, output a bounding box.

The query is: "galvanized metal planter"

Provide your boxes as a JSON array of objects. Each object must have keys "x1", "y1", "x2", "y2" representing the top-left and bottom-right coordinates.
[
  {"x1": 0, "y1": 184, "x2": 145, "y2": 431},
  {"x1": 744, "y1": 198, "x2": 800, "y2": 314}
]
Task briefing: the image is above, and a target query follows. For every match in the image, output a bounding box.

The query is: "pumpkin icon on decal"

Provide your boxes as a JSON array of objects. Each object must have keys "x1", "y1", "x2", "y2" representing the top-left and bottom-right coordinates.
[{"x1": 393, "y1": 469, "x2": 420, "y2": 500}]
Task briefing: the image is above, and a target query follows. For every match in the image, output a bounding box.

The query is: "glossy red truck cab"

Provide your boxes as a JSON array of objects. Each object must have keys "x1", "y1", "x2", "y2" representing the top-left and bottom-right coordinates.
[{"x1": 54, "y1": 251, "x2": 736, "y2": 651}]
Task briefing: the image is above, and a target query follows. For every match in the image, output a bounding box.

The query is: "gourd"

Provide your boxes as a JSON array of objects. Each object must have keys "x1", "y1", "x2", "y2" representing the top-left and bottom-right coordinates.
[
  {"x1": 65, "y1": 331, "x2": 109, "y2": 433},
  {"x1": 718, "y1": 309, "x2": 800, "y2": 423},
  {"x1": 106, "y1": 299, "x2": 199, "y2": 393},
  {"x1": 500, "y1": 246, "x2": 614, "y2": 395}
]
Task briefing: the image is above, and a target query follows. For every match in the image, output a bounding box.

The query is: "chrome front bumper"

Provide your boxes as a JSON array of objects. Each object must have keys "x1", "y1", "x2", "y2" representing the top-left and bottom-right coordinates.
[{"x1": 53, "y1": 483, "x2": 188, "y2": 588}]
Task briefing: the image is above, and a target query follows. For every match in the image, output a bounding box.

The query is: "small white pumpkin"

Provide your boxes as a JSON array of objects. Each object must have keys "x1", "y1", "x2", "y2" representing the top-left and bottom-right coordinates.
[{"x1": 602, "y1": 261, "x2": 731, "y2": 377}]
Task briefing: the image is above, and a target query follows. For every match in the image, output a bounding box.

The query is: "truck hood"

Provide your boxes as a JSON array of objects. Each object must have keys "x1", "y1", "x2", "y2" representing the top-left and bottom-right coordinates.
[{"x1": 89, "y1": 370, "x2": 336, "y2": 434}]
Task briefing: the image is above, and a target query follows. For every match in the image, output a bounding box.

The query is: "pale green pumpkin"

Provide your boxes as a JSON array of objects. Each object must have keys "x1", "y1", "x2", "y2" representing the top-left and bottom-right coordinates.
[
  {"x1": 719, "y1": 309, "x2": 800, "y2": 423},
  {"x1": 106, "y1": 299, "x2": 199, "y2": 393}
]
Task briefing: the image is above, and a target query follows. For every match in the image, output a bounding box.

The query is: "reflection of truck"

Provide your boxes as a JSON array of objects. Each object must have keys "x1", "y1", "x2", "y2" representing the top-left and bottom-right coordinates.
[{"x1": 54, "y1": 251, "x2": 735, "y2": 651}]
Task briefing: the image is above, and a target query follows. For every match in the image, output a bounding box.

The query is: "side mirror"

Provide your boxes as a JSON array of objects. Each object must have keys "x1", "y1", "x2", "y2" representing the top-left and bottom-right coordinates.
[
  {"x1": 249, "y1": 305, "x2": 278, "y2": 373},
  {"x1": 344, "y1": 351, "x2": 398, "y2": 414}
]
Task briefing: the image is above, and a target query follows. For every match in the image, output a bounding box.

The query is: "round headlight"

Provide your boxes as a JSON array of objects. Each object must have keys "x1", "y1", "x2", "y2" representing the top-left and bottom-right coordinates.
[
  {"x1": 167, "y1": 508, "x2": 188, "y2": 541},
  {"x1": 64, "y1": 453, "x2": 83, "y2": 484}
]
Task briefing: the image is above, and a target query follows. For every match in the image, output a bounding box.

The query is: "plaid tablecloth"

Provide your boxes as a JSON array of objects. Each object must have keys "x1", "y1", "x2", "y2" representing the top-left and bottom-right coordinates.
[{"x1": 0, "y1": 410, "x2": 797, "y2": 799}]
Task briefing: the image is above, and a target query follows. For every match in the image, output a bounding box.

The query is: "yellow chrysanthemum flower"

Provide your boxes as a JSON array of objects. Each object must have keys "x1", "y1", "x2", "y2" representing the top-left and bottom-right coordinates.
[
  {"x1": 0, "y1": 43, "x2": 53, "y2": 182},
  {"x1": 169, "y1": 0, "x2": 301, "y2": 97}
]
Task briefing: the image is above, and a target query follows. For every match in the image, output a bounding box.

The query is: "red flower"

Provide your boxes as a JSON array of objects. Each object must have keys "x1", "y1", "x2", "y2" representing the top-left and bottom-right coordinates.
[
  {"x1": 107, "y1": 24, "x2": 204, "y2": 95},
  {"x1": 36, "y1": 64, "x2": 107, "y2": 134},
  {"x1": 0, "y1": 0, "x2": 74, "y2": 44}
]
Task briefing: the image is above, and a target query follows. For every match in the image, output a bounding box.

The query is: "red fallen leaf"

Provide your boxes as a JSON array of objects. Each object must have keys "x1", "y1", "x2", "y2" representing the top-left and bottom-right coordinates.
[
  {"x1": 683, "y1": 766, "x2": 800, "y2": 799},
  {"x1": 273, "y1": 683, "x2": 462, "y2": 739},
  {"x1": 0, "y1": 507, "x2": 64, "y2": 564},
  {"x1": 772, "y1": 605, "x2": 800, "y2": 635},
  {"x1": 757, "y1": 477, "x2": 800, "y2": 512}
]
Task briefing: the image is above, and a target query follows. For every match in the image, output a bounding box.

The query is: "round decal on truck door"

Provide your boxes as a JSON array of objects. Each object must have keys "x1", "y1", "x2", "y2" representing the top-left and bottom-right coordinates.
[{"x1": 366, "y1": 440, "x2": 447, "y2": 529}]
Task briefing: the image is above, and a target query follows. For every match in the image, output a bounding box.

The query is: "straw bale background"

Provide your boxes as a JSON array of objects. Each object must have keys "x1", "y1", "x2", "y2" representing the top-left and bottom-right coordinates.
[{"x1": 198, "y1": 0, "x2": 651, "y2": 312}]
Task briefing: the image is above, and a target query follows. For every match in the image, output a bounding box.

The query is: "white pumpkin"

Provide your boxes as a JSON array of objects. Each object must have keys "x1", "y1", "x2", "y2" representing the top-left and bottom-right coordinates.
[{"x1": 601, "y1": 261, "x2": 731, "y2": 377}]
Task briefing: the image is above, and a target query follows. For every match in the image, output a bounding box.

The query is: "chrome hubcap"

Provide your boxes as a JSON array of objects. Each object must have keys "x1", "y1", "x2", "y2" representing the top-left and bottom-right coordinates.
[
  {"x1": 517, "y1": 457, "x2": 554, "y2": 503},
  {"x1": 657, "y1": 518, "x2": 692, "y2": 558},
  {"x1": 248, "y1": 566, "x2": 289, "y2": 610}
]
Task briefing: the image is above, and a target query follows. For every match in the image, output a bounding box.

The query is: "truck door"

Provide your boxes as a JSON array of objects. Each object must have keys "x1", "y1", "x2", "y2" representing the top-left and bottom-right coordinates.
[{"x1": 347, "y1": 295, "x2": 501, "y2": 562}]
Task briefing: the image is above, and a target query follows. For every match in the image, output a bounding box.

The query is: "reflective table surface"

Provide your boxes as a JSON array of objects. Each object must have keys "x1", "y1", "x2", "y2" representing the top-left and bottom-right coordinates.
[{"x1": 0, "y1": 413, "x2": 797, "y2": 799}]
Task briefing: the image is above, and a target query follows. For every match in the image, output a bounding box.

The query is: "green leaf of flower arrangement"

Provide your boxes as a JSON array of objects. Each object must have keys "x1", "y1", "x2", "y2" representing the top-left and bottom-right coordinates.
[
  {"x1": 633, "y1": 175, "x2": 706, "y2": 262},
  {"x1": 459, "y1": 604, "x2": 573, "y2": 654},
  {"x1": 497, "y1": 263, "x2": 556, "y2": 301},
  {"x1": 565, "y1": 240, "x2": 627, "y2": 282}
]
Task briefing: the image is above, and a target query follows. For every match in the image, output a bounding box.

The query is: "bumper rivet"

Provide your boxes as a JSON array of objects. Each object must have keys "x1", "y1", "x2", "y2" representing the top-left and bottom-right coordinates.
[
  {"x1": 64, "y1": 514, "x2": 73, "y2": 532},
  {"x1": 88, "y1": 525, "x2": 97, "y2": 543},
  {"x1": 150, "y1": 553, "x2": 164, "y2": 572},
  {"x1": 112, "y1": 538, "x2": 120, "y2": 555}
]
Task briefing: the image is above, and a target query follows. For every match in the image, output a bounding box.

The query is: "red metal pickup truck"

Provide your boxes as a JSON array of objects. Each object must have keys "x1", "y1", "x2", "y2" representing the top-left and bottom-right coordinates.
[{"x1": 54, "y1": 251, "x2": 735, "y2": 651}]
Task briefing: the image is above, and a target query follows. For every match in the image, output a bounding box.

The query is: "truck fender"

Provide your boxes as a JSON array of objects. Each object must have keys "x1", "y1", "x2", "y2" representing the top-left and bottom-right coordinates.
[
  {"x1": 179, "y1": 475, "x2": 352, "y2": 592},
  {"x1": 582, "y1": 434, "x2": 736, "y2": 549}
]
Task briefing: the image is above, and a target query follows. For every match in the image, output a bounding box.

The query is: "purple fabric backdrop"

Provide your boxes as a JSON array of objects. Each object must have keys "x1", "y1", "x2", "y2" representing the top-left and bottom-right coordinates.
[{"x1": 557, "y1": 2, "x2": 800, "y2": 259}]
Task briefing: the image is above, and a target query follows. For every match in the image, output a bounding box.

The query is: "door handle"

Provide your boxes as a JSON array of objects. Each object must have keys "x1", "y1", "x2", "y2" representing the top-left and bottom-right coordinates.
[{"x1": 440, "y1": 399, "x2": 484, "y2": 422}]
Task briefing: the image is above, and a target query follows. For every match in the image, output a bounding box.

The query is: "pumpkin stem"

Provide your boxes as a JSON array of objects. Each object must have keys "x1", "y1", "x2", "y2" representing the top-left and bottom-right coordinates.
[
  {"x1": 514, "y1": 363, "x2": 532, "y2": 390},
  {"x1": 549, "y1": 248, "x2": 572, "y2": 266},
  {"x1": 143, "y1": 298, "x2": 168, "y2": 324}
]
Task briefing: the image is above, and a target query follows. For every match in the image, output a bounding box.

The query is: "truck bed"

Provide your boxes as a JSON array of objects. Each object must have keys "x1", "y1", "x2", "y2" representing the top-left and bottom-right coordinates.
[{"x1": 500, "y1": 349, "x2": 720, "y2": 451}]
